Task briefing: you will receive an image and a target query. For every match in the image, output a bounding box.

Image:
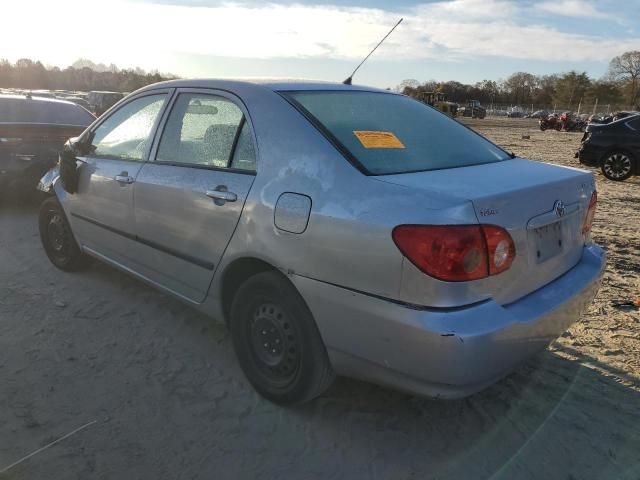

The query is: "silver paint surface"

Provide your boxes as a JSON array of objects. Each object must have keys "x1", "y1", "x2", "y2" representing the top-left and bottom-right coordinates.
[{"x1": 48, "y1": 79, "x2": 606, "y2": 398}]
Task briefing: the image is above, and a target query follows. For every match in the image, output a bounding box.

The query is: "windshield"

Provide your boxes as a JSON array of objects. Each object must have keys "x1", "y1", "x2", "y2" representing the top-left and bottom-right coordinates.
[{"x1": 283, "y1": 90, "x2": 509, "y2": 175}]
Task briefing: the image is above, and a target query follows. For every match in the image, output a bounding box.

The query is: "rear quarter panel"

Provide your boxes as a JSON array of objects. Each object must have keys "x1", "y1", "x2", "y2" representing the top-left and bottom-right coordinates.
[{"x1": 209, "y1": 86, "x2": 478, "y2": 308}]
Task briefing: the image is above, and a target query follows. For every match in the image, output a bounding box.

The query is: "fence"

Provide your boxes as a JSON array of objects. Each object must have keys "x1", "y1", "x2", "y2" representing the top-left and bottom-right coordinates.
[{"x1": 480, "y1": 102, "x2": 636, "y2": 118}]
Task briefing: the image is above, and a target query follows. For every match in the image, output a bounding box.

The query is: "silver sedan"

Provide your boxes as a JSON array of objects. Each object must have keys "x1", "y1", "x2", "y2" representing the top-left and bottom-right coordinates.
[{"x1": 38, "y1": 79, "x2": 605, "y2": 404}]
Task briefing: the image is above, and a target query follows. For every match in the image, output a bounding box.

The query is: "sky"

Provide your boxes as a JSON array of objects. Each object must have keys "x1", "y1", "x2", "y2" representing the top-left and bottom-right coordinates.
[{"x1": 2, "y1": 0, "x2": 639, "y2": 88}]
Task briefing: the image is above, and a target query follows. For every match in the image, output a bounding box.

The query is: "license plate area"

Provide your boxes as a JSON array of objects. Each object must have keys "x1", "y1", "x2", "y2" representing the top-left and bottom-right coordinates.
[{"x1": 534, "y1": 221, "x2": 563, "y2": 263}]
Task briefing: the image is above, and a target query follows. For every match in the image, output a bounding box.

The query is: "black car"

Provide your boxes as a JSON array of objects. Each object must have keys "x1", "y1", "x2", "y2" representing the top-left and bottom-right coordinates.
[
  {"x1": 576, "y1": 113, "x2": 640, "y2": 181},
  {"x1": 0, "y1": 95, "x2": 94, "y2": 197}
]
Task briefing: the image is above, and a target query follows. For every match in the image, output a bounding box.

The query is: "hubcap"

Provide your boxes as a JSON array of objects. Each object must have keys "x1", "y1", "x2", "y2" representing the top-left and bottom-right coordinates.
[
  {"x1": 249, "y1": 303, "x2": 299, "y2": 380},
  {"x1": 604, "y1": 153, "x2": 632, "y2": 179},
  {"x1": 47, "y1": 214, "x2": 66, "y2": 253}
]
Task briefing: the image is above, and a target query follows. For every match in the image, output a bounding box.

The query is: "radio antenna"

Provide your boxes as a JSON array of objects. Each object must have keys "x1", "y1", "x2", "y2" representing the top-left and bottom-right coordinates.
[{"x1": 343, "y1": 18, "x2": 403, "y2": 85}]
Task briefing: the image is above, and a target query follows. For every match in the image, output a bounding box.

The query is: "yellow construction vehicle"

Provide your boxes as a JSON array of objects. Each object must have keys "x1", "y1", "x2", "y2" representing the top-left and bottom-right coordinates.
[{"x1": 420, "y1": 92, "x2": 458, "y2": 117}]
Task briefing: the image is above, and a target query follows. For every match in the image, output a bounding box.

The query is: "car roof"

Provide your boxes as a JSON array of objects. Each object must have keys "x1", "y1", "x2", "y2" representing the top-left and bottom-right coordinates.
[
  {"x1": 0, "y1": 93, "x2": 83, "y2": 107},
  {"x1": 137, "y1": 78, "x2": 395, "y2": 95},
  {"x1": 608, "y1": 112, "x2": 639, "y2": 124}
]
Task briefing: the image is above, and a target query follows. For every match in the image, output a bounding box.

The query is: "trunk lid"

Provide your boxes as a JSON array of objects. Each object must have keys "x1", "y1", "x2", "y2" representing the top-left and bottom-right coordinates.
[
  {"x1": 0, "y1": 123, "x2": 85, "y2": 174},
  {"x1": 377, "y1": 158, "x2": 596, "y2": 304}
]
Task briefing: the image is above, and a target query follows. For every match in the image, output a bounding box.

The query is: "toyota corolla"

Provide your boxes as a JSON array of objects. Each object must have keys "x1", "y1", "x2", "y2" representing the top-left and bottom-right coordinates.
[{"x1": 37, "y1": 79, "x2": 605, "y2": 404}]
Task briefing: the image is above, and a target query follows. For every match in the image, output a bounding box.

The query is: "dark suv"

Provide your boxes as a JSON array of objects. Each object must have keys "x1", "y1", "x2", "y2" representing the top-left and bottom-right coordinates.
[
  {"x1": 0, "y1": 95, "x2": 94, "y2": 197},
  {"x1": 576, "y1": 113, "x2": 640, "y2": 181}
]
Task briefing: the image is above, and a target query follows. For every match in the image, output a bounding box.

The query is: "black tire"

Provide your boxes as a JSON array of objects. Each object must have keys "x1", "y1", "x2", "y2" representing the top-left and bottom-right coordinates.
[
  {"x1": 230, "y1": 271, "x2": 335, "y2": 405},
  {"x1": 539, "y1": 124, "x2": 546, "y2": 131},
  {"x1": 39, "y1": 197, "x2": 87, "y2": 271},
  {"x1": 601, "y1": 150, "x2": 634, "y2": 181}
]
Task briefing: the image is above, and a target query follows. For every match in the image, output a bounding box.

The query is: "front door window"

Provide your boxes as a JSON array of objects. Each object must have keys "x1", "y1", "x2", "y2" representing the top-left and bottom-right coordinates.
[{"x1": 90, "y1": 94, "x2": 167, "y2": 161}]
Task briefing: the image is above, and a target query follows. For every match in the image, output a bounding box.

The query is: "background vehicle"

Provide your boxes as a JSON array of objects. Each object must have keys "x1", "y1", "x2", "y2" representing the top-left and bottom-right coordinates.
[
  {"x1": 61, "y1": 96, "x2": 92, "y2": 111},
  {"x1": 539, "y1": 113, "x2": 562, "y2": 131},
  {"x1": 507, "y1": 106, "x2": 524, "y2": 118},
  {"x1": 87, "y1": 90, "x2": 125, "y2": 116},
  {"x1": 577, "y1": 113, "x2": 640, "y2": 181},
  {"x1": 38, "y1": 80, "x2": 604, "y2": 405},
  {"x1": 525, "y1": 110, "x2": 549, "y2": 119},
  {"x1": 425, "y1": 92, "x2": 458, "y2": 117},
  {"x1": 458, "y1": 100, "x2": 486, "y2": 119},
  {"x1": 560, "y1": 112, "x2": 587, "y2": 132},
  {"x1": 0, "y1": 94, "x2": 94, "y2": 197}
]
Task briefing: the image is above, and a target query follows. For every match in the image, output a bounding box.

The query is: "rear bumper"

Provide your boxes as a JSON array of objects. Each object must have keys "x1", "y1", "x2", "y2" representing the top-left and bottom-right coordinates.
[
  {"x1": 0, "y1": 156, "x2": 56, "y2": 192},
  {"x1": 575, "y1": 144, "x2": 602, "y2": 166},
  {"x1": 293, "y1": 244, "x2": 606, "y2": 399}
]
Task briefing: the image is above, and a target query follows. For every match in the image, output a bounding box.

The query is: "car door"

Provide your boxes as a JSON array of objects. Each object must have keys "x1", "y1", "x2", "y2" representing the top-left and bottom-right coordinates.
[
  {"x1": 132, "y1": 90, "x2": 257, "y2": 303},
  {"x1": 67, "y1": 91, "x2": 170, "y2": 267}
]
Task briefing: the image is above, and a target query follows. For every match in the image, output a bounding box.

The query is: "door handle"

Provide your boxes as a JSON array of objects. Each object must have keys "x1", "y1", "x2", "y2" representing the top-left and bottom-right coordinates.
[
  {"x1": 206, "y1": 186, "x2": 237, "y2": 204},
  {"x1": 115, "y1": 174, "x2": 135, "y2": 184}
]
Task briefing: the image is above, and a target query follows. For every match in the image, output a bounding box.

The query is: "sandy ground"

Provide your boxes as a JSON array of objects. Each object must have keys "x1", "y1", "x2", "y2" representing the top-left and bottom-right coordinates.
[{"x1": 0, "y1": 118, "x2": 638, "y2": 480}]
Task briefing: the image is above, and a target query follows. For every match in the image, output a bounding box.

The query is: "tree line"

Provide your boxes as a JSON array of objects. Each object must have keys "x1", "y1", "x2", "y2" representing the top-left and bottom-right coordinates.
[
  {"x1": 0, "y1": 58, "x2": 175, "y2": 93},
  {"x1": 399, "y1": 51, "x2": 640, "y2": 111},
  {"x1": 2, "y1": 52, "x2": 639, "y2": 110}
]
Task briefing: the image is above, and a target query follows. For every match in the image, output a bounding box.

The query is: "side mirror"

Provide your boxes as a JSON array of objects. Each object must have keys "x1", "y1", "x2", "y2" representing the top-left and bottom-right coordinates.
[{"x1": 59, "y1": 138, "x2": 86, "y2": 194}]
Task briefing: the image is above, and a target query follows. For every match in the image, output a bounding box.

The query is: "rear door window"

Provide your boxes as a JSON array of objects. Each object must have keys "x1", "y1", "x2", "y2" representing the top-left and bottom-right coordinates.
[
  {"x1": 230, "y1": 121, "x2": 257, "y2": 171},
  {"x1": 283, "y1": 91, "x2": 509, "y2": 175},
  {"x1": 156, "y1": 93, "x2": 255, "y2": 170}
]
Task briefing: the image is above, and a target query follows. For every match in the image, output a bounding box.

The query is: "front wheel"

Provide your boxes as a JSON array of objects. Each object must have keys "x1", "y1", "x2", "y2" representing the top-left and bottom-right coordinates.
[
  {"x1": 39, "y1": 197, "x2": 87, "y2": 271},
  {"x1": 539, "y1": 124, "x2": 546, "y2": 131},
  {"x1": 230, "y1": 271, "x2": 335, "y2": 405},
  {"x1": 601, "y1": 151, "x2": 634, "y2": 181}
]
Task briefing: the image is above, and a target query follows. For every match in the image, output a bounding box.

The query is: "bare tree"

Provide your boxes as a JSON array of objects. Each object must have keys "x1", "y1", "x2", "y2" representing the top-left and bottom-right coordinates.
[
  {"x1": 608, "y1": 51, "x2": 640, "y2": 106},
  {"x1": 396, "y1": 79, "x2": 420, "y2": 93}
]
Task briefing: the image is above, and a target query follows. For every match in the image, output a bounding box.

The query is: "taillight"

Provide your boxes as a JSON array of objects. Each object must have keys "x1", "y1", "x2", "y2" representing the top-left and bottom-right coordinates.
[
  {"x1": 392, "y1": 224, "x2": 516, "y2": 282},
  {"x1": 482, "y1": 225, "x2": 516, "y2": 275},
  {"x1": 582, "y1": 191, "x2": 597, "y2": 235}
]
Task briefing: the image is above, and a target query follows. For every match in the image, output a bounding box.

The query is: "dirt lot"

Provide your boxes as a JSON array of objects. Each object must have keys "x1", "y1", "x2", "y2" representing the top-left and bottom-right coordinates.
[{"x1": 0, "y1": 118, "x2": 638, "y2": 480}]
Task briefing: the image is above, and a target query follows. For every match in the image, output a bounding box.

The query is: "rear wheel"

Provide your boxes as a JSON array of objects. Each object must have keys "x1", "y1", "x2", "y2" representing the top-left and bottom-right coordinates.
[
  {"x1": 230, "y1": 271, "x2": 335, "y2": 404},
  {"x1": 39, "y1": 197, "x2": 87, "y2": 271},
  {"x1": 601, "y1": 151, "x2": 634, "y2": 181}
]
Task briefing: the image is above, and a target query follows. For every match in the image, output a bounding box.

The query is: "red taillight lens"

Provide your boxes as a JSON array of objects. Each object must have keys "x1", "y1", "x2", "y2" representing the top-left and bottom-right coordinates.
[
  {"x1": 392, "y1": 224, "x2": 515, "y2": 282},
  {"x1": 582, "y1": 191, "x2": 597, "y2": 235}
]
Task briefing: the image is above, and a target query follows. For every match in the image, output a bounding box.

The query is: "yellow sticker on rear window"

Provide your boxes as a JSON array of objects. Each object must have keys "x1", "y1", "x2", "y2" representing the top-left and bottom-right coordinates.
[{"x1": 353, "y1": 131, "x2": 405, "y2": 149}]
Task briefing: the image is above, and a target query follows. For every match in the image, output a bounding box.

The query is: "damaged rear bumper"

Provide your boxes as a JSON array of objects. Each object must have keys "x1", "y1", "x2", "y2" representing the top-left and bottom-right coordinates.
[
  {"x1": 292, "y1": 243, "x2": 606, "y2": 399},
  {"x1": 1, "y1": 156, "x2": 58, "y2": 193}
]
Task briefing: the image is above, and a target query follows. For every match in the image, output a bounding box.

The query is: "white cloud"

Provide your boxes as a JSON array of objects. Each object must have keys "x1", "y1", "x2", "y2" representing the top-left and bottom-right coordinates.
[
  {"x1": 537, "y1": 0, "x2": 618, "y2": 20},
  {"x1": 0, "y1": 0, "x2": 636, "y2": 70}
]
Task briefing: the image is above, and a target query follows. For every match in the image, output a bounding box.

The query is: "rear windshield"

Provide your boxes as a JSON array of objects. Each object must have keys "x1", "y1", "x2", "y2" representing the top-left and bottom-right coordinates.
[
  {"x1": 284, "y1": 91, "x2": 509, "y2": 175},
  {"x1": 0, "y1": 98, "x2": 94, "y2": 126}
]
